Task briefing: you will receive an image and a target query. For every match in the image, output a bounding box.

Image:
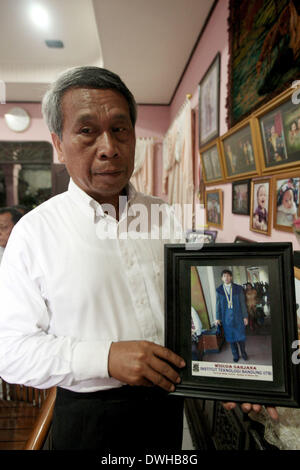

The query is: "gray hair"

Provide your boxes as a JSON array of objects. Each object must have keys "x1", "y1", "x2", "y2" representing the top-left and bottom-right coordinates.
[{"x1": 42, "y1": 66, "x2": 137, "y2": 140}]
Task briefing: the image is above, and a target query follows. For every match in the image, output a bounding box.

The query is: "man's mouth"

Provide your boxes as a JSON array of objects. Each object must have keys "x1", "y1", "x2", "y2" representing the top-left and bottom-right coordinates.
[{"x1": 93, "y1": 170, "x2": 122, "y2": 176}]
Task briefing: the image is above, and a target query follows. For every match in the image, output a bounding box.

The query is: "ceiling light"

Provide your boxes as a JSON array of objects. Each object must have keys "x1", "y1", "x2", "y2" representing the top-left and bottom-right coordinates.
[{"x1": 29, "y1": 4, "x2": 50, "y2": 29}]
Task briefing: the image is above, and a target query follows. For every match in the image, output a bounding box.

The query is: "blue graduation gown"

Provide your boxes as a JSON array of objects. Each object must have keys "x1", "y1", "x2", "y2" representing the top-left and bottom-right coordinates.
[{"x1": 216, "y1": 283, "x2": 248, "y2": 343}]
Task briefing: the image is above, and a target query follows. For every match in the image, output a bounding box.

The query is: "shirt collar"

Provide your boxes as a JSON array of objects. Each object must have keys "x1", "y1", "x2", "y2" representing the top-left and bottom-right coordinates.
[
  {"x1": 223, "y1": 283, "x2": 232, "y2": 289},
  {"x1": 67, "y1": 178, "x2": 137, "y2": 221}
]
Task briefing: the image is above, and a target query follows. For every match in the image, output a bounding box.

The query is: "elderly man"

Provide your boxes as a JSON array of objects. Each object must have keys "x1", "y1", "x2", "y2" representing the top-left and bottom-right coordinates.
[
  {"x1": 0, "y1": 67, "x2": 277, "y2": 451},
  {"x1": 0, "y1": 207, "x2": 23, "y2": 263},
  {"x1": 0, "y1": 67, "x2": 186, "y2": 451}
]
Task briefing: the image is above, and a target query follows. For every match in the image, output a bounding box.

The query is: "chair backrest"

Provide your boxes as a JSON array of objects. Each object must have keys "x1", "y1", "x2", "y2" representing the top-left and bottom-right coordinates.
[{"x1": 1, "y1": 379, "x2": 49, "y2": 408}]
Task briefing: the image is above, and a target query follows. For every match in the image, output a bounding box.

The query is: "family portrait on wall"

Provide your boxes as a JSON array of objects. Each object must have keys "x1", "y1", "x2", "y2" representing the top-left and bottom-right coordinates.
[
  {"x1": 200, "y1": 141, "x2": 224, "y2": 184},
  {"x1": 221, "y1": 122, "x2": 258, "y2": 179},
  {"x1": 259, "y1": 99, "x2": 300, "y2": 171},
  {"x1": 191, "y1": 264, "x2": 273, "y2": 382}
]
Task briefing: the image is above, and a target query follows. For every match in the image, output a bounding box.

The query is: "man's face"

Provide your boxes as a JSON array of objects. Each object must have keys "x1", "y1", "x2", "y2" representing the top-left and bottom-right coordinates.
[
  {"x1": 222, "y1": 272, "x2": 232, "y2": 285},
  {"x1": 0, "y1": 212, "x2": 14, "y2": 247},
  {"x1": 52, "y1": 88, "x2": 136, "y2": 204}
]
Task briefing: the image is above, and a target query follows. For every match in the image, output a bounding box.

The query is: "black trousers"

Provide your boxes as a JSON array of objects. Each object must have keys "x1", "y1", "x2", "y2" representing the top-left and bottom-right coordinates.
[{"x1": 52, "y1": 386, "x2": 184, "y2": 451}]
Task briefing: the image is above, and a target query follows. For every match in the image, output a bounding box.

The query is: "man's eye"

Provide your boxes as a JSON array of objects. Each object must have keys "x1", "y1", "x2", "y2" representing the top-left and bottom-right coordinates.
[{"x1": 80, "y1": 128, "x2": 93, "y2": 134}]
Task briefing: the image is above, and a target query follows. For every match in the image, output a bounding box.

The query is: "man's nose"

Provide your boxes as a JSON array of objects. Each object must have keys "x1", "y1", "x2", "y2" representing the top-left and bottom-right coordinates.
[{"x1": 96, "y1": 131, "x2": 118, "y2": 159}]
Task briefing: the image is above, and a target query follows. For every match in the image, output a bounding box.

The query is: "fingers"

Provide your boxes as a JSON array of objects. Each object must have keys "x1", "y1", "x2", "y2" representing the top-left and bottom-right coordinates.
[
  {"x1": 240, "y1": 403, "x2": 261, "y2": 413},
  {"x1": 147, "y1": 354, "x2": 182, "y2": 392},
  {"x1": 152, "y1": 343, "x2": 186, "y2": 369},
  {"x1": 222, "y1": 402, "x2": 236, "y2": 411},
  {"x1": 266, "y1": 406, "x2": 279, "y2": 421},
  {"x1": 108, "y1": 340, "x2": 186, "y2": 393},
  {"x1": 225, "y1": 403, "x2": 278, "y2": 422}
]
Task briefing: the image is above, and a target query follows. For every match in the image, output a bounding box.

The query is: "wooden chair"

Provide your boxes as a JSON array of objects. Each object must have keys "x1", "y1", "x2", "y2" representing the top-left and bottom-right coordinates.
[{"x1": 0, "y1": 380, "x2": 56, "y2": 450}]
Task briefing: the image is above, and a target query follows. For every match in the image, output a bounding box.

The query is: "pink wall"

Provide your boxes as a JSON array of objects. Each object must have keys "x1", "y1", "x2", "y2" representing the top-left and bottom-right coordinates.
[
  {"x1": 0, "y1": 102, "x2": 58, "y2": 160},
  {"x1": 168, "y1": 0, "x2": 300, "y2": 250}
]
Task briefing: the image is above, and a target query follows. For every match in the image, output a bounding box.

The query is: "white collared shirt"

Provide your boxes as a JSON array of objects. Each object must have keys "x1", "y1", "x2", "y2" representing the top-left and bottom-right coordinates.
[{"x1": 0, "y1": 179, "x2": 182, "y2": 392}]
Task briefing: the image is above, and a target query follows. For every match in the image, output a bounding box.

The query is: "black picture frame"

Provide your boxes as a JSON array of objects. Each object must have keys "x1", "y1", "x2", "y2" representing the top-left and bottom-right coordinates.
[
  {"x1": 165, "y1": 242, "x2": 300, "y2": 407},
  {"x1": 232, "y1": 179, "x2": 251, "y2": 215},
  {"x1": 199, "y1": 53, "x2": 220, "y2": 148}
]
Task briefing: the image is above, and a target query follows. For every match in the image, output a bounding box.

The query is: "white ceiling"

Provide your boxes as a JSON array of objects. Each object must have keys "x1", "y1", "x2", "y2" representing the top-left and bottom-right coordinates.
[{"x1": 0, "y1": 0, "x2": 215, "y2": 104}]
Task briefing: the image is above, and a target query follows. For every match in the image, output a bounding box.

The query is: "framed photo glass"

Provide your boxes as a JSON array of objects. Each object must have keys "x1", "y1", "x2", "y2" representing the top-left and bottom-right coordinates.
[
  {"x1": 250, "y1": 177, "x2": 272, "y2": 236},
  {"x1": 232, "y1": 179, "x2": 250, "y2": 215},
  {"x1": 200, "y1": 139, "x2": 224, "y2": 185},
  {"x1": 220, "y1": 120, "x2": 259, "y2": 180},
  {"x1": 256, "y1": 88, "x2": 300, "y2": 173},
  {"x1": 199, "y1": 53, "x2": 220, "y2": 147},
  {"x1": 165, "y1": 243, "x2": 300, "y2": 406},
  {"x1": 205, "y1": 189, "x2": 223, "y2": 229},
  {"x1": 273, "y1": 173, "x2": 300, "y2": 232}
]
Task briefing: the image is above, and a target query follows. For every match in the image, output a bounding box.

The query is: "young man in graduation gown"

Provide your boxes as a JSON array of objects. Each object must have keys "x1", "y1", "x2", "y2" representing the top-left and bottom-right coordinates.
[{"x1": 216, "y1": 269, "x2": 248, "y2": 362}]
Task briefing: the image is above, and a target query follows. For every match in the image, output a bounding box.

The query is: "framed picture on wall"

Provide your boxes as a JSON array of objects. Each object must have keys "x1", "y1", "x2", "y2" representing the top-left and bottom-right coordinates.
[
  {"x1": 254, "y1": 87, "x2": 300, "y2": 174},
  {"x1": 250, "y1": 177, "x2": 273, "y2": 236},
  {"x1": 199, "y1": 53, "x2": 220, "y2": 147},
  {"x1": 232, "y1": 179, "x2": 250, "y2": 215},
  {"x1": 199, "y1": 139, "x2": 224, "y2": 185},
  {"x1": 220, "y1": 118, "x2": 260, "y2": 180},
  {"x1": 205, "y1": 188, "x2": 223, "y2": 229},
  {"x1": 164, "y1": 242, "x2": 300, "y2": 406},
  {"x1": 227, "y1": 0, "x2": 300, "y2": 127},
  {"x1": 273, "y1": 173, "x2": 300, "y2": 233}
]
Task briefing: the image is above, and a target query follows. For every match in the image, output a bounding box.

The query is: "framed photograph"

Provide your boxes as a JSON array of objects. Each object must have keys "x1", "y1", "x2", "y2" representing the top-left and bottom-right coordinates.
[
  {"x1": 234, "y1": 236, "x2": 257, "y2": 243},
  {"x1": 165, "y1": 242, "x2": 300, "y2": 406},
  {"x1": 220, "y1": 118, "x2": 260, "y2": 180},
  {"x1": 273, "y1": 173, "x2": 300, "y2": 232},
  {"x1": 199, "y1": 139, "x2": 224, "y2": 185},
  {"x1": 227, "y1": 0, "x2": 300, "y2": 127},
  {"x1": 250, "y1": 177, "x2": 273, "y2": 236},
  {"x1": 254, "y1": 87, "x2": 300, "y2": 174},
  {"x1": 186, "y1": 229, "x2": 217, "y2": 245},
  {"x1": 199, "y1": 53, "x2": 220, "y2": 147},
  {"x1": 232, "y1": 179, "x2": 250, "y2": 215},
  {"x1": 205, "y1": 189, "x2": 223, "y2": 229}
]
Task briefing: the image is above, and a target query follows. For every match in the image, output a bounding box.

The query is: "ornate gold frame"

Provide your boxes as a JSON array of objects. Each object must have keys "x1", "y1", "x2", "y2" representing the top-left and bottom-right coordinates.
[
  {"x1": 219, "y1": 117, "x2": 260, "y2": 181},
  {"x1": 199, "y1": 138, "x2": 225, "y2": 185},
  {"x1": 249, "y1": 177, "x2": 273, "y2": 237},
  {"x1": 272, "y1": 171, "x2": 300, "y2": 233},
  {"x1": 205, "y1": 188, "x2": 223, "y2": 229},
  {"x1": 253, "y1": 86, "x2": 300, "y2": 175}
]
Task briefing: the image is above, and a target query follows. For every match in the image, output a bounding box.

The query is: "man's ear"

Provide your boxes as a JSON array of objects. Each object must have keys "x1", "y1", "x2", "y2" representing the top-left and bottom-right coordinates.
[{"x1": 51, "y1": 133, "x2": 65, "y2": 164}]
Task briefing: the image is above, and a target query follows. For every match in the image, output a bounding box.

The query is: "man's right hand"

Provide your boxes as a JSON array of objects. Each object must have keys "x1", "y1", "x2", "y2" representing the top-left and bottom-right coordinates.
[{"x1": 108, "y1": 340, "x2": 186, "y2": 392}]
